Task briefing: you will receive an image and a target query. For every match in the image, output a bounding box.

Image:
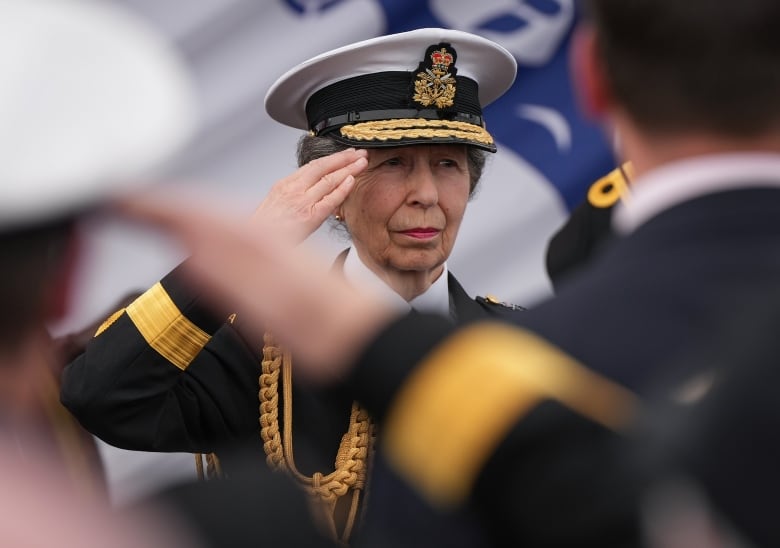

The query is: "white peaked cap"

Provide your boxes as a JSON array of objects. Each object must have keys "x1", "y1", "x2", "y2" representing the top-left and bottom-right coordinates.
[
  {"x1": 265, "y1": 28, "x2": 517, "y2": 152},
  {"x1": 0, "y1": 0, "x2": 198, "y2": 230}
]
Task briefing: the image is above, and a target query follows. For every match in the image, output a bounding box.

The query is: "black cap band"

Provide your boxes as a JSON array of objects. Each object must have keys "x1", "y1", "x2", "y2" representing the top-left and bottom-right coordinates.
[
  {"x1": 312, "y1": 109, "x2": 485, "y2": 135},
  {"x1": 306, "y1": 71, "x2": 483, "y2": 135}
]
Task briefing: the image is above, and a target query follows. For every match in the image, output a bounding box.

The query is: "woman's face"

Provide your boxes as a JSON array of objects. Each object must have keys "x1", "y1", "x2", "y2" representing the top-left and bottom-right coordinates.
[{"x1": 341, "y1": 144, "x2": 471, "y2": 276}]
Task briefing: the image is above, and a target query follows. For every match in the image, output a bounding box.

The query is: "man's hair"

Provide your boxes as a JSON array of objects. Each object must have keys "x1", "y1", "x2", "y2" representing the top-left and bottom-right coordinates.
[
  {"x1": 296, "y1": 135, "x2": 487, "y2": 197},
  {"x1": 585, "y1": 0, "x2": 780, "y2": 136},
  {"x1": 0, "y1": 219, "x2": 74, "y2": 350}
]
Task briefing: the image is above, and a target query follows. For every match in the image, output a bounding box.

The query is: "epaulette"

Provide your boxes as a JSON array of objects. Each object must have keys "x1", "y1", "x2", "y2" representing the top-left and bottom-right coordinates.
[
  {"x1": 587, "y1": 161, "x2": 633, "y2": 208},
  {"x1": 476, "y1": 294, "x2": 526, "y2": 311}
]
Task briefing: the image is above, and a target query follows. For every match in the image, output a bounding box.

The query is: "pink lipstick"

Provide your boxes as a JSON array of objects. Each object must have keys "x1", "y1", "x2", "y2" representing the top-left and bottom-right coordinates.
[{"x1": 400, "y1": 227, "x2": 440, "y2": 239}]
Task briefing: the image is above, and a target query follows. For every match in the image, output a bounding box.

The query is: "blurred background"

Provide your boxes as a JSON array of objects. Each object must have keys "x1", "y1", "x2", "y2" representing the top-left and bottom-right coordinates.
[{"x1": 50, "y1": 0, "x2": 615, "y2": 505}]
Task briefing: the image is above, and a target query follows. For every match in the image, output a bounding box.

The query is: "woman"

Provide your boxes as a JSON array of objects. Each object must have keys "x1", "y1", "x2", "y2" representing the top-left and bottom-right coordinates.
[{"x1": 61, "y1": 27, "x2": 523, "y2": 545}]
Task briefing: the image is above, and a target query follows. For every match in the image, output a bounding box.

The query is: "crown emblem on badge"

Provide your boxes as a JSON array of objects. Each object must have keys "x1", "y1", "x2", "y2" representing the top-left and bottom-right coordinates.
[
  {"x1": 413, "y1": 43, "x2": 457, "y2": 109},
  {"x1": 430, "y1": 48, "x2": 453, "y2": 70}
]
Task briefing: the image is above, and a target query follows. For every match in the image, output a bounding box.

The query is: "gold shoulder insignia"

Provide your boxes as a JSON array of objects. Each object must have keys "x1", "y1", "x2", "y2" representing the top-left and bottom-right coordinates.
[
  {"x1": 587, "y1": 161, "x2": 633, "y2": 208},
  {"x1": 480, "y1": 294, "x2": 526, "y2": 311}
]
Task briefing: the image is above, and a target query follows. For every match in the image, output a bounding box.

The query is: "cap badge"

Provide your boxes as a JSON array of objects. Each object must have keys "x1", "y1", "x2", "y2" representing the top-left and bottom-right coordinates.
[{"x1": 413, "y1": 44, "x2": 457, "y2": 109}]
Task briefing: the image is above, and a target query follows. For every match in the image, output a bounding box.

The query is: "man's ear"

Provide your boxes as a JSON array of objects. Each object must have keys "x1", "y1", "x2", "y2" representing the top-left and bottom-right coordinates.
[
  {"x1": 45, "y1": 226, "x2": 81, "y2": 322},
  {"x1": 570, "y1": 24, "x2": 613, "y2": 120}
]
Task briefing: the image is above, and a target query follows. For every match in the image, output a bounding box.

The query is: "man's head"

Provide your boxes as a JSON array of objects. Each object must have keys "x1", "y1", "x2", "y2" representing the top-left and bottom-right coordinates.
[
  {"x1": 577, "y1": 0, "x2": 780, "y2": 139},
  {"x1": 0, "y1": 0, "x2": 196, "y2": 352}
]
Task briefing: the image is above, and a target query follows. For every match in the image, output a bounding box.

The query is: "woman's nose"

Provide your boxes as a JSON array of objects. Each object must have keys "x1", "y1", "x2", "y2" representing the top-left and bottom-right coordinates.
[{"x1": 407, "y1": 166, "x2": 438, "y2": 207}]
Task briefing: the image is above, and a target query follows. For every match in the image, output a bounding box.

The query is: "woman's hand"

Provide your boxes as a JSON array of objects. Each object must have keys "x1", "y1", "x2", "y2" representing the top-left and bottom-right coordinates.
[{"x1": 250, "y1": 148, "x2": 367, "y2": 243}]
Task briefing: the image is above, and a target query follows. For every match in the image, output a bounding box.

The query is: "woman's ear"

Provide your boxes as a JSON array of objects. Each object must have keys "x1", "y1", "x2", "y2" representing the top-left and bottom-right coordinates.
[{"x1": 569, "y1": 24, "x2": 613, "y2": 120}]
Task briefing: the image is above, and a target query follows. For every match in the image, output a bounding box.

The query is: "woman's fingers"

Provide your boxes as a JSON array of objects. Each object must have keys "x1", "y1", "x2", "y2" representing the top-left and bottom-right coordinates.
[
  {"x1": 296, "y1": 148, "x2": 367, "y2": 189},
  {"x1": 303, "y1": 152, "x2": 367, "y2": 200},
  {"x1": 251, "y1": 148, "x2": 367, "y2": 242}
]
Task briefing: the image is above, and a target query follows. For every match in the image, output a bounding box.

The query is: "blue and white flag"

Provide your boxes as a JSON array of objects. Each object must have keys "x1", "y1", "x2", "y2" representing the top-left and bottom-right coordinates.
[{"x1": 65, "y1": 0, "x2": 617, "y2": 334}]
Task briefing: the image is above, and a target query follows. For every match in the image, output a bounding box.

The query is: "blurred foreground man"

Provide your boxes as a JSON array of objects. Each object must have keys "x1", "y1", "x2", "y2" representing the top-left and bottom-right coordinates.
[
  {"x1": 1, "y1": 1, "x2": 331, "y2": 547},
  {"x1": 0, "y1": 0, "x2": 197, "y2": 545},
  {"x1": 112, "y1": 0, "x2": 780, "y2": 546}
]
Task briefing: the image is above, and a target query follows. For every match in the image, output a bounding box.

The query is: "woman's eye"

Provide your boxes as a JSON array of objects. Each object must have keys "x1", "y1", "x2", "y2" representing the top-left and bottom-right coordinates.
[
  {"x1": 439, "y1": 159, "x2": 457, "y2": 168},
  {"x1": 382, "y1": 157, "x2": 402, "y2": 166}
]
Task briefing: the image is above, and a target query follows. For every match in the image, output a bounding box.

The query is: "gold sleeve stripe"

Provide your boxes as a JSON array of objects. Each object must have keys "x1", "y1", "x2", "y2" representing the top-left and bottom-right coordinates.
[
  {"x1": 125, "y1": 282, "x2": 210, "y2": 371},
  {"x1": 383, "y1": 322, "x2": 638, "y2": 509}
]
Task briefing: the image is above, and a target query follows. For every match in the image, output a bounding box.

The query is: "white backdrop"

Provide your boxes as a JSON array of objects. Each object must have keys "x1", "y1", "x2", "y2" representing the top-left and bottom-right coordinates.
[{"x1": 51, "y1": 0, "x2": 615, "y2": 504}]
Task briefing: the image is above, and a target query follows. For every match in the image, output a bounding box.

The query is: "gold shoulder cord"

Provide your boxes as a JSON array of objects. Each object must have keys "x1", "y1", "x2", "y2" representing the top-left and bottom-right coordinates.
[
  {"x1": 194, "y1": 332, "x2": 374, "y2": 545},
  {"x1": 260, "y1": 333, "x2": 374, "y2": 545}
]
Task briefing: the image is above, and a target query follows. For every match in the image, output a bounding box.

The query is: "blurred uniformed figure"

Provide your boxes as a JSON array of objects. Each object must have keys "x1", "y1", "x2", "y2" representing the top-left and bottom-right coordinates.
[
  {"x1": 110, "y1": 0, "x2": 780, "y2": 545},
  {"x1": 0, "y1": 1, "x2": 333, "y2": 547},
  {"x1": 0, "y1": 0, "x2": 195, "y2": 493},
  {"x1": 61, "y1": 27, "x2": 526, "y2": 545},
  {"x1": 0, "y1": 0, "x2": 199, "y2": 546}
]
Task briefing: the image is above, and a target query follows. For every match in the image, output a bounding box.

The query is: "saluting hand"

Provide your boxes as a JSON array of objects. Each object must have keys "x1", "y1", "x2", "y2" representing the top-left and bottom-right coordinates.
[{"x1": 250, "y1": 148, "x2": 367, "y2": 244}]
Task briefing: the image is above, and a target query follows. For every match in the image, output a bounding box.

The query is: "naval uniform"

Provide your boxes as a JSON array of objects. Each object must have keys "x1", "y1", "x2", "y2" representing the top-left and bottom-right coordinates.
[
  {"x1": 337, "y1": 154, "x2": 780, "y2": 547},
  {"x1": 60, "y1": 248, "x2": 525, "y2": 543}
]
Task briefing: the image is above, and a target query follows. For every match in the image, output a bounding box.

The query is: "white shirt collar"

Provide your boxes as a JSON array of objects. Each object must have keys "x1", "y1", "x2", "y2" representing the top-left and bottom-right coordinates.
[
  {"x1": 342, "y1": 248, "x2": 451, "y2": 317},
  {"x1": 613, "y1": 152, "x2": 780, "y2": 235}
]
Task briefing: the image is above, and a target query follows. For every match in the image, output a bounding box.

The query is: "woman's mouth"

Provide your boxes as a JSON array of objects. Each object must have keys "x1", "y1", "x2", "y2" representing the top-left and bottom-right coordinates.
[{"x1": 400, "y1": 227, "x2": 440, "y2": 239}]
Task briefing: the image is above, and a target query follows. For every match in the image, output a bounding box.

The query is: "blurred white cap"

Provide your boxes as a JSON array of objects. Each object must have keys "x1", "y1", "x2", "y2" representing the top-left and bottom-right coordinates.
[{"x1": 0, "y1": 0, "x2": 198, "y2": 230}]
